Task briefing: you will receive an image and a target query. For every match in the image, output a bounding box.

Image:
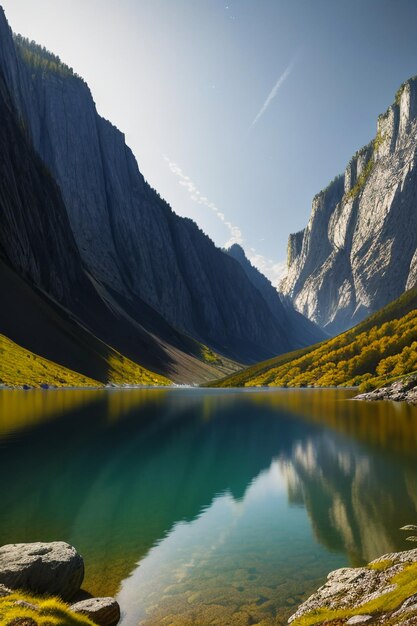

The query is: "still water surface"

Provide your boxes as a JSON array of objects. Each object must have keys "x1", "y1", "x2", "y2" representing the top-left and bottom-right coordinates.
[{"x1": 1, "y1": 387, "x2": 417, "y2": 625}]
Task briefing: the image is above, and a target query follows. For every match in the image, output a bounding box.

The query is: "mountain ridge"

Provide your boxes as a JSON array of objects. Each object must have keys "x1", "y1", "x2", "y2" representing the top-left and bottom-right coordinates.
[
  {"x1": 0, "y1": 5, "x2": 323, "y2": 385},
  {"x1": 226, "y1": 243, "x2": 325, "y2": 348},
  {"x1": 281, "y1": 76, "x2": 417, "y2": 334},
  {"x1": 0, "y1": 7, "x2": 322, "y2": 367}
]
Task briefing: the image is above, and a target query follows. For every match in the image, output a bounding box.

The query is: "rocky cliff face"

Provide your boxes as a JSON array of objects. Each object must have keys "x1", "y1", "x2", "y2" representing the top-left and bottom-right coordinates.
[
  {"x1": 281, "y1": 78, "x2": 417, "y2": 334},
  {"x1": 0, "y1": 7, "x2": 321, "y2": 365},
  {"x1": 226, "y1": 244, "x2": 325, "y2": 348},
  {"x1": 0, "y1": 61, "x2": 224, "y2": 384}
]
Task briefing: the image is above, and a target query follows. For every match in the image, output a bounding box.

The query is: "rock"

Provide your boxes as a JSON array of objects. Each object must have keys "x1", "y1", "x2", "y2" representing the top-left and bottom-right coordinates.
[
  {"x1": 13, "y1": 600, "x2": 38, "y2": 611},
  {"x1": 70, "y1": 597, "x2": 120, "y2": 626},
  {"x1": 355, "y1": 375, "x2": 417, "y2": 404},
  {"x1": 289, "y1": 548, "x2": 417, "y2": 625},
  {"x1": 281, "y1": 77, "x2": 417, "y2": 334},
  {"x1": 0, "y1": 542, "x2": 84, "y2": 600},
  {"x1": 0, "y1": 583, "x2": 12, "y2": 596},
  {"x1": 226, "y1": 244, "x2": 325, "y2": 349},
  {"x1": 346, "y1": 616, "x2": 373, "y2": 624}
]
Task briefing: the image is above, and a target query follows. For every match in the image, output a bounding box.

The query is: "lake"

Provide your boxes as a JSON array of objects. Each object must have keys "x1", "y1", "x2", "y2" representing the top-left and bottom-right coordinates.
[{"x1": 1, "y1": 387, "x2": 417, "y2": 625}]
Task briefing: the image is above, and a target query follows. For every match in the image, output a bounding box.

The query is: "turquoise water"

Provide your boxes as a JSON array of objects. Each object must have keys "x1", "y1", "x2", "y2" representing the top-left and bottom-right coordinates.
[{"x1": 1, "y1": 387, "x2": 417, "y2": 625}]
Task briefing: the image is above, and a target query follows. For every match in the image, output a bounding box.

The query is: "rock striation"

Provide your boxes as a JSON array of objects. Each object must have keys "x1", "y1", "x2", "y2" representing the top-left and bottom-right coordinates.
[{"x1": 281, "y1": 78, "x2": 417, "y2": 334}]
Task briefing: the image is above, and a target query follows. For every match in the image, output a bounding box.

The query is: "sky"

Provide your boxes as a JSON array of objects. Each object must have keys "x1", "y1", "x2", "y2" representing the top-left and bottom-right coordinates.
[{"x1": 3, "y1": 0, "x2": 417, "y2": 286}]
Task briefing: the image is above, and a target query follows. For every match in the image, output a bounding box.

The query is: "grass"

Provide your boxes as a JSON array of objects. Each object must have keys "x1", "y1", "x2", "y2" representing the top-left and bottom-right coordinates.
[
  {"x1": 0, "y1": 334, "x2": 172, "y2": 388},
  {"x1": 291, "y1": 561, "x2": 417, "y2": 626},
  {"x1": 368, "y1": 559, "x2": 395, "y2": 571},
  {"x1": 0, "y1": 591, "x2": 95, "y2": 626},
  {"x1": 0, "y1": 334, "x2": 100, "y2": 388},
  {"x1": 346, "y1": 157, "x2": 374, "y2": 200},
  {"x1": 200, "y1": 344, "x2": 222, "y2": 365},
  {"x1": 203, "y1": 342, "x2": 322, "y2": 388},
  {"x1": 208, "y1": 284, "x2": 417, "y2": 390},
  {"x1": 107, "y1": 353, "x2": 171, "y2": 386}
]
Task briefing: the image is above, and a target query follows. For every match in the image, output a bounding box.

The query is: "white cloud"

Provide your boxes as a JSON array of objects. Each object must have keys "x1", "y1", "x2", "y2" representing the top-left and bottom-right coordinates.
[
  {"x1": 164, "y1": 155, "x2": 286, "y2": 288},
  {"x1": 247, "y1": 252, "x2": 286, "y2": 289},
  {"x1": 164, "y1": 156, "x2": 244, "y2": 246},
  {"x1": 250, "y1": 55, "x2": 297, "y2": 128}
]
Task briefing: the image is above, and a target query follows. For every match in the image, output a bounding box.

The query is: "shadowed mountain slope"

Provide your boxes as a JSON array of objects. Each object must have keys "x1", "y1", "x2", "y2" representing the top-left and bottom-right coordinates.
[
  {"x1": 226, "y1": 244, "x2": 325, "y2": 348},
  {"x1": 0, "y1": 6, "x2": 322, "y2": 375}
]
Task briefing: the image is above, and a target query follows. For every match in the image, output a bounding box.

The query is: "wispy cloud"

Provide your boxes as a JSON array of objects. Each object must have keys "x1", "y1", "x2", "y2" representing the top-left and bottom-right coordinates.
[
  {"x1": 248, "y1": 252, "x2": 286, "y2": 289},
  {"x1": 164, "y1": 156, "x2": 243, "y2": 246},
  {"x1": 164, "y1": 156, "x2": 286, "y2": 287},
  {"x1": 250, "y1": 56, "x2": 297, "y2": 128}
]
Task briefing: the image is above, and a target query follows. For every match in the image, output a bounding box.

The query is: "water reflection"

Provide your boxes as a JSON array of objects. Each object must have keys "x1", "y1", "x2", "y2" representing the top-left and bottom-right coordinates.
[
  {"x1": 0, "y1": 388, "x2": 101, "y2": 437},
  {"x1": 0, "y1": 388, "x2": 417, "y2": 625}
]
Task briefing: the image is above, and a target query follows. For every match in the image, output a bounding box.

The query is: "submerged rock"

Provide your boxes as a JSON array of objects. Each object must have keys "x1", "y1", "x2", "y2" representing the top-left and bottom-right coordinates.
[
  {"x1": 0, "y1": 542, "x2": 84, "y2": 600},
  {"x1": 70, "y1": 597, "x2": 120, "y2": 626}
]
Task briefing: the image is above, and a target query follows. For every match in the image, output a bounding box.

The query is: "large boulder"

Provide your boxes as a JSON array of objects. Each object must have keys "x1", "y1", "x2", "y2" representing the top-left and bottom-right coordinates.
[
  {"x1": 70, "y1": 597, "x2": 120, "y2": 626},
  {"x1": 0, "y1": 542, "x2": 84, "y2": 600}
]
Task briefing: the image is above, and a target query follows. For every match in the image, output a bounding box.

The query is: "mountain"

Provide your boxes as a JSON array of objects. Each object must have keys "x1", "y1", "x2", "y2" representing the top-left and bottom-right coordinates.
[
  {"x1": 207, "y1": 283, "x2": 417, "y2": 390},
  {"x1": 226, "y1": 244, "x2": 325, "y2": 348},
  {"x1": 0, "y1": 58, "x2": 208, "y2": 385},
  {"x1": 0, "y1": 7, "x2": 322, "y2": 385},
  {"x1": 281, "y1": 78, "x2": 417, "y2": 334}
]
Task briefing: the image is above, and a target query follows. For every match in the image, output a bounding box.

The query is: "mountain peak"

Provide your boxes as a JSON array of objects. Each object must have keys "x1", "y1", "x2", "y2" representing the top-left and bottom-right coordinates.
[{"x1": 281, "y1": 74, "x2": 417, "y2": 333}]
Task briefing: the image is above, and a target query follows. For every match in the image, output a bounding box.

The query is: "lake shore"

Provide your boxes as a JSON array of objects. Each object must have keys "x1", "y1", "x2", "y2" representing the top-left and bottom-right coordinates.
[
  {"x1": 355, "y1": 374, "x2": 417, "y2": 404},
  {"x1": 289, "y1": 544, "x2": 417, "y2": 625}
]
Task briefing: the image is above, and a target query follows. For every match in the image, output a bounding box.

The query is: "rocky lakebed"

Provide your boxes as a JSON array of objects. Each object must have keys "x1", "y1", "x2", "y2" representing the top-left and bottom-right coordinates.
[
  {"x1": 3, "y1": 539, "x2": 417, "y2": 625},
  {"x1": 288, "y1": 529, "x2": 417, "y2": 626}
]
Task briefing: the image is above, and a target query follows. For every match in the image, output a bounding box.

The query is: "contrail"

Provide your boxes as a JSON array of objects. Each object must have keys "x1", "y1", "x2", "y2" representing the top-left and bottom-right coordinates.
[
  {"x1": 163, "y1": 156, "x2": 244, "y2": 246},
  {"x1": 164, "y1": 156, "x2": 287, "y2": 287},
  {"x1": 250, "y1": 57, "x2": 296, "y2": 128}
]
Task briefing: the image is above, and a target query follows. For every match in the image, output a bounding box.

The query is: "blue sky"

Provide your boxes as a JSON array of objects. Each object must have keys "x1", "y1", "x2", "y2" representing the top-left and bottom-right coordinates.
[{"x1": 3, "y1": 0, "x2": 417, "y2": 285}]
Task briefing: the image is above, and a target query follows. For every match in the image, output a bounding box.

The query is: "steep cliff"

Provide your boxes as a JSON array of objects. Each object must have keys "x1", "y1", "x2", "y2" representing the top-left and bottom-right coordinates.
[
  {"x1": 0, "y1": 60, "x2": 215, "y2": 384},
  {"x1": 226, "y1": 244, "x2": 325, "y2": 348},
  {"x1": 281, "y1": 78, "x2": 417, "y2": 333},
  {"x1": 0, "y1": 7, "x2": 320, "y2": 366}
]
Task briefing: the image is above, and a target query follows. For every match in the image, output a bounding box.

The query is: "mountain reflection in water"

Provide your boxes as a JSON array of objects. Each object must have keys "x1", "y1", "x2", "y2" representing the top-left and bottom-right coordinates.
[{"x1": 0, "y1": 388, "x2": 416, "y2": 625}]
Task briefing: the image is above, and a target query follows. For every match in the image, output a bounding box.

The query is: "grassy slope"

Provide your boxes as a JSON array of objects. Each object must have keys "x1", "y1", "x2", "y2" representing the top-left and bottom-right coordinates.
[
  {"x1": 207, "y1": 285, "x2": 417, "y2": 390},
  {"x1": 0, "y1": 590, "x2": 94, "y2": 626},
  {"x1": 0, "y1": 334, "x2": 171, "y2": 387}
]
